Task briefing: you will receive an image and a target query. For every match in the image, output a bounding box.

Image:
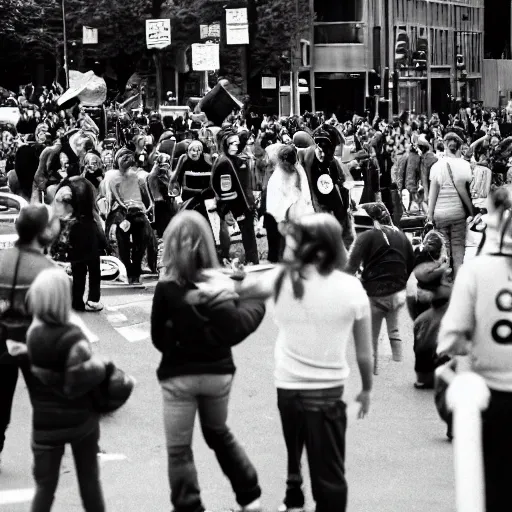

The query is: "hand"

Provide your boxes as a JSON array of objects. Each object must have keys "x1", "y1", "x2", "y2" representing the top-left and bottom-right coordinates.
[{"x1": 355, "y1": 390, "x2": 371, "y2": 419}]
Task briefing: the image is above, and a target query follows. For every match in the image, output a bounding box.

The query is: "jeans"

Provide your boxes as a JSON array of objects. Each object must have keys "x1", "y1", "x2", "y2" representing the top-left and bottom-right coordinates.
[
  {"x1": 238, "y1": 215, "x2": 259, "y2": 264},
  {"x1": 161, "y1": 374, "x2": 261, "y2": 512},
  {"x1": 0, "y1": 361, "x2": 18, "y2": 453},
  {"x1": 71, "y1": 258, "x2": 101, "y2": 310},
  {"x1": 31, "y1": 425, "x2": 105, "y2": 512},
  {"x1": 482, "y1": 389, "x2": 512, "y2": 512},
  {"x1": 369, "y1": 291, "x2": 406, "y2": 365},
  {"x1": 116, "y1": 211, "x2": 149, "y2": 280},
  {"x1": 436, "y1": 218, "x2": 466, "y2": 276},
  {"x1": 277, "y1": 387, "x2": 347, "y2": 512}
]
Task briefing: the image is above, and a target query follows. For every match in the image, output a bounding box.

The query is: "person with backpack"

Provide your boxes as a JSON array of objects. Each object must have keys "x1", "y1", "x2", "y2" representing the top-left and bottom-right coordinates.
[{"x1": 0, "y1": 205, "x2": 57, "y2": 470}]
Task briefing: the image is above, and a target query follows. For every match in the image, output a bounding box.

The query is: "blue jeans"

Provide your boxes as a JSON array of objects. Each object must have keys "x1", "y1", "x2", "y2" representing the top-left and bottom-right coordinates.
[
  {"x1": 277, "y1": 387, "x2": 347, "y2": 512},
  {"x1": 161, "y1": 374, "x2": 261, "y2": 512},
  {"x1": 30, "y1": 425, "x2": 105, "y2": 512}
]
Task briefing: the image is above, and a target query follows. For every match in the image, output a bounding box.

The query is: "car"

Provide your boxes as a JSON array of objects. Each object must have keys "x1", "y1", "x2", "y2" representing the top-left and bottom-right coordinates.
[{"x1": 0, "y1": 191, "x2": 128, "y2": 285}]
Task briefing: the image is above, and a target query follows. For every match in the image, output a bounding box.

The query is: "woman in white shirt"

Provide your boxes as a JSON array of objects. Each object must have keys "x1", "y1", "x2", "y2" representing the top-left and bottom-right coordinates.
[
  {"x1": 234, "y1": 213, "x2": 373, "y2": 512},
  {"x1": 427, "y1": 132, "x2": 474, "y2": 275}
]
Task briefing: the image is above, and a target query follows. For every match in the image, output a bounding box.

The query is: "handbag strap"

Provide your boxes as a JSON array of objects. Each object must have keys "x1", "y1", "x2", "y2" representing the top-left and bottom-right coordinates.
[
  {"x1": 445, "y1": 161, "x2": 466, "y2": 207},
  {"x1": 8, "y1": 250, "x2": 22, "y2": 310}
]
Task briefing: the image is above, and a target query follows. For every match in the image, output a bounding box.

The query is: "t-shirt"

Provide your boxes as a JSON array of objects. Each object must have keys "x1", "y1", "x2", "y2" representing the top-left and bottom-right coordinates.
[
  {"x1": 105, "y1": 168, "x2": 145, "y2": 211},
  {"x1": 271, "y1": 266, "x2": 370, "y2": 389},
  {"x1": 429, "y1": 156, "x2": 472, "y2": 224},
  {"x1": 438, "y1": 256, "x2": 512, "y2": 391}
]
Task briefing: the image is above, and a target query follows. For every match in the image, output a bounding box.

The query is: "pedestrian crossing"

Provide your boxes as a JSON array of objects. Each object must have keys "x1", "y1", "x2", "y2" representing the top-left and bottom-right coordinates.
[
  {"x1": 0, "y1": 488, "x2": 34, "y2": 505},
  {"x1": 105, "y1": 301, "x2": 152, "y2": 343}
]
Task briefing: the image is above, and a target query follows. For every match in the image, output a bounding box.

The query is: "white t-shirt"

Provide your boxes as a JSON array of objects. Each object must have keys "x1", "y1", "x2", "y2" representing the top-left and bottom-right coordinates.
[
  {"x1": 271, "y1": 266, "x2": 370, "y2": 389},
  {"x1": 438, "y1": 256, "x2": 512, "y2": 391},
  {"x1": 430, "y1": 156, "x2": 472, "y2": 224}
]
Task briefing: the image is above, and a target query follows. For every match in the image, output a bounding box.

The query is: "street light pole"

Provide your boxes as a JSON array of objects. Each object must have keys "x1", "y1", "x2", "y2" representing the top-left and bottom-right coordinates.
[
  {"x1": 61, "y1": 0, "x2": 70, "y2": 89},
  {"x1": 426, "y1": 0, "x2": 432, "y2": 118}
]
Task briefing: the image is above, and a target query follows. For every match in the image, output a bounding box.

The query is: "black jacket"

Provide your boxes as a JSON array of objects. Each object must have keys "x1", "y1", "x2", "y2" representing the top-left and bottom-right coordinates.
[{"x1": 151, "y1": 280, "x2": 265, "y2": 381}]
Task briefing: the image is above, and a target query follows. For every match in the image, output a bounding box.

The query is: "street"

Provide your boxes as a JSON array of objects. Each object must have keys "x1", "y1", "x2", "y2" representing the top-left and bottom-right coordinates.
[{"x1": 0, "y1": 281, "x2": 455, "y2": 512}]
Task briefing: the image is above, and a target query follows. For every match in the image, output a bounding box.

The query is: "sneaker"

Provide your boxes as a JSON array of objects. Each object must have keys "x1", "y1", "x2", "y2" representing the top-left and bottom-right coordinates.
[
  {"x1": 241, "y1": 498, "x2": 262, "y2": 512},
  {"x1": 85, "y1": 301, "x2": 104, "y2": 312},
  {"x1": 278, "y1": 505, "x2": 304, "y2": 512}
]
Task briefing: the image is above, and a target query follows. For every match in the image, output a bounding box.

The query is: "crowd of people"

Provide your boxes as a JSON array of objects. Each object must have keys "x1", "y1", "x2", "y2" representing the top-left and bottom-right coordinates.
[{"x1": 2, "y1": 79, "x2": 512, "y2": 512}]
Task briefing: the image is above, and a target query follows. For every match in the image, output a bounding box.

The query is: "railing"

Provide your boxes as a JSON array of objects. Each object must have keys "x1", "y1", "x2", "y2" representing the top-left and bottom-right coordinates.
[
  {"x1": 436, "y1": 361, "x2": 490, "y2": 512},
  {"x1": 314, "y1": 22, "x2": 365, "y2": 45}
]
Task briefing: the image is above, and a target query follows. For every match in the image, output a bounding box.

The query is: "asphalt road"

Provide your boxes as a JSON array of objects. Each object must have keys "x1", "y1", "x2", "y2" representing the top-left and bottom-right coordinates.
[{"x1": 0, "y1": 279, "x2": 456, "y2": 512}]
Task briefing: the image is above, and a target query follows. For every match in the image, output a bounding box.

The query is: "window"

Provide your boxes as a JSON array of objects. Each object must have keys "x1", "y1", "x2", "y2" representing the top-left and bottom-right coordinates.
[{"x1": 314, "y1": 0, "x2": 363, "y2": 22}]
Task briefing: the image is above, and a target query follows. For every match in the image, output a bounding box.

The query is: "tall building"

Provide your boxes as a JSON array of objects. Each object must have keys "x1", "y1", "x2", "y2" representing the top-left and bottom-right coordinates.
[
  {"x1": 305, "y1": 0, "x2": 484, "y2": 118},
  {"x1": 481, "y1": 0, "x2": 512, "y2": 107}
]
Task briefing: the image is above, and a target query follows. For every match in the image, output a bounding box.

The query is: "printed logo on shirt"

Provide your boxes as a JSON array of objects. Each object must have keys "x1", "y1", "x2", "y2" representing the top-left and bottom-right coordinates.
[
  {"x1": 317, "y1": 174, "x2": 334, "y2": 195},
  {"x1": 220, "y1": 175, "x2": 232, "y2": 192},
  {"x1": 492, "y1": 289, "x2": 512, "y2": 344}
]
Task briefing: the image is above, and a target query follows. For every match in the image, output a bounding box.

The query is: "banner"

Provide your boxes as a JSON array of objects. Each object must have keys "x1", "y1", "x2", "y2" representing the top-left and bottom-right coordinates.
[
  {"x1": 226, "y1": 8, "x2": 249, "y2": 45},
  {"x1": 146, "y1": 19, "x2": 171, "y2": 49},
  {"x1": 192, "y1": 43, "x2": 220, "y2": 71}
]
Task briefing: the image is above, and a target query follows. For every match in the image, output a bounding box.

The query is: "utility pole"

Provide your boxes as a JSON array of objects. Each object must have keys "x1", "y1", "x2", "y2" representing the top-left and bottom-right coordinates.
[
  {"x1": 387, "y1": 0, "x2": 394, "y2": 119},
  {"x1": 426, "y1": 0, "x2": 432, "y2": 118},
  {"x1": 61, "y1": 0, "x2": 69, "y2": 89}
]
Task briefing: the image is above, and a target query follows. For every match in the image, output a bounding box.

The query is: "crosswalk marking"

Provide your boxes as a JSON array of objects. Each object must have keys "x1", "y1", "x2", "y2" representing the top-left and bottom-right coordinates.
[
  {"x1": 0, "y1": 488, "x2": 35, "y2": 505},
  {"x1": 115, "y1": 323, "x2": 150, "y2": 343}
]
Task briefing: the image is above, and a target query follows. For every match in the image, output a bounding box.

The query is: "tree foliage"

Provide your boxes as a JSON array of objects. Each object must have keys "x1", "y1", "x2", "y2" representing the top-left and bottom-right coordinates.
[{"x1": 1, "y1": 0, "x2": 310, "y2": 93}]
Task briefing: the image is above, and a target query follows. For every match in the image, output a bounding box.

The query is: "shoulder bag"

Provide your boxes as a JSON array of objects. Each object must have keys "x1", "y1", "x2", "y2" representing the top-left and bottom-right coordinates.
[{"x1": 446, "y1": 161, "x2": 474, "y2": 219}]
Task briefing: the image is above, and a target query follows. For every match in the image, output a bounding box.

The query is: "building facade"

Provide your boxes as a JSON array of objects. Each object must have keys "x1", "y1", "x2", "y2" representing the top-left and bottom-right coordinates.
[{"x1": 306, "y1": 0, "x2": 484, "y2": 118}]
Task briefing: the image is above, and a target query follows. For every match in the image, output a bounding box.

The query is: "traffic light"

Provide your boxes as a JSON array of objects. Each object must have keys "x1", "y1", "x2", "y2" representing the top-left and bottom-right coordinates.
[
  {"x1": 395, "y1": 28, "x2": 410, "y2": 68},
  {"x1": 413, "y1": 35, "x2": 428, "y2": 71},
  {"x1": 456, "y1": 54, "x2": 465, "y2": 70}
]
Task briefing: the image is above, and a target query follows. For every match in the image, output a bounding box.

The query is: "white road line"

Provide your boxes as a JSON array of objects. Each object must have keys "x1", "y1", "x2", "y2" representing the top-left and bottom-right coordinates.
[
  {"x1": 98, "y1": 453, "x2": 128, "y2": 462},
  {"x1": 115, "y1": 323, "x2": 150, "y2": 343},
  {"x1": 0, "y1": 488, "x2": 35, "y2": 505},
  {"x1": 106, "y1": 313, "x2": 128, "y2": 324}
]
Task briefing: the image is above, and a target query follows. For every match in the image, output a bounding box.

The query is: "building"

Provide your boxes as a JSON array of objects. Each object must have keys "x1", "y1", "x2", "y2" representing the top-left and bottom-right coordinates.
[
  {"x1": 481, "y1": 0, "x2": 512, "y2": 107},
  {"x1": 303, "y1": 0, "x2": 484, "y2": 119}
]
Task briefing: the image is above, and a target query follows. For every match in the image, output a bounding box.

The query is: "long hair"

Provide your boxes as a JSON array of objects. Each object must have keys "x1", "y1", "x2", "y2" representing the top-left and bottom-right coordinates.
[
  {"x1": 274, "y1": 213, "x2": 348, "y2": 302},
  {"x1": 160, "y1": 210, "x2": 220, "y2": 284},
  {"x1": 27, "y1": 268, "x2": 71, "y2": 326}
]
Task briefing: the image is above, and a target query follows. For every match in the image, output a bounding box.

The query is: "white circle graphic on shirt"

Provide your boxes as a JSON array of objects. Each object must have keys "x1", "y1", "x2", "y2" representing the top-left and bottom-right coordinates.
[
  {"x1": 317, "y1": 174, "x2": 334, "y2": 195},
  {"x1": 492, "y1": 320, "x2": 512, "y2": 344},
  {"x1": 496, "y1": 290, "x2": 512, "y2": 312}
]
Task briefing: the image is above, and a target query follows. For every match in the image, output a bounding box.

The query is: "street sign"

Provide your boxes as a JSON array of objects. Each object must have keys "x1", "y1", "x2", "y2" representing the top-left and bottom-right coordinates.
[
  {"x1": 261, "y1": 77, "x2": 277, "y2": 89},
  {"x1": 226, "y1": 8, "x2": 249, "y2": 45},
  {"x1": 83, "y1": 26, "x2": 98, "y2": 45},
  {"x1": 146, "y1": 19, "x2": 171, "y2": 50},
  {"x1": 192, "y1": 43, "x2": 220, "y2": 71}
]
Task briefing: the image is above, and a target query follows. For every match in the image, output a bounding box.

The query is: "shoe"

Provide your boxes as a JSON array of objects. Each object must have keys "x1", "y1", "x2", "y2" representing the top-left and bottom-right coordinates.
[
  {"x1": 240, "y1": 498, "x2": 262, "y2": 512},
  {"x1": 278, "y1": 504, "x2": 304, "y2": 512},
  {"x1": 390, "y1": 340, "x2": 403, "y2": 362},
  {"x1": 414, "y1": 381, "x2": 434, "y2": 390},
  {"x1": 85, "y1": 301, "x2": 104, "y2": 312},
  {"x1": 128, "y1": 277, "x2": 142, "y2": 285},
  {"x1": 73, "y1": 304, "x2": 86, "y2": 312}
]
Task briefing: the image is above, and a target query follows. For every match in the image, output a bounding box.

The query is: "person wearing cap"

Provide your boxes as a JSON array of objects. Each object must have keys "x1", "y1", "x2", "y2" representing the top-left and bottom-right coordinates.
[
  {"x1": 346, "y1": 202, "x2": 415, "y2": 375},
  {"x1": 297, "y1": 123, "x2": 355, "y2": 250},
  {"x1": 0, "y1": 204, "x2": 57, "y2": 469},
  {"x1": 211, "y1": 130, "x2": 259, "y2": 264}
]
